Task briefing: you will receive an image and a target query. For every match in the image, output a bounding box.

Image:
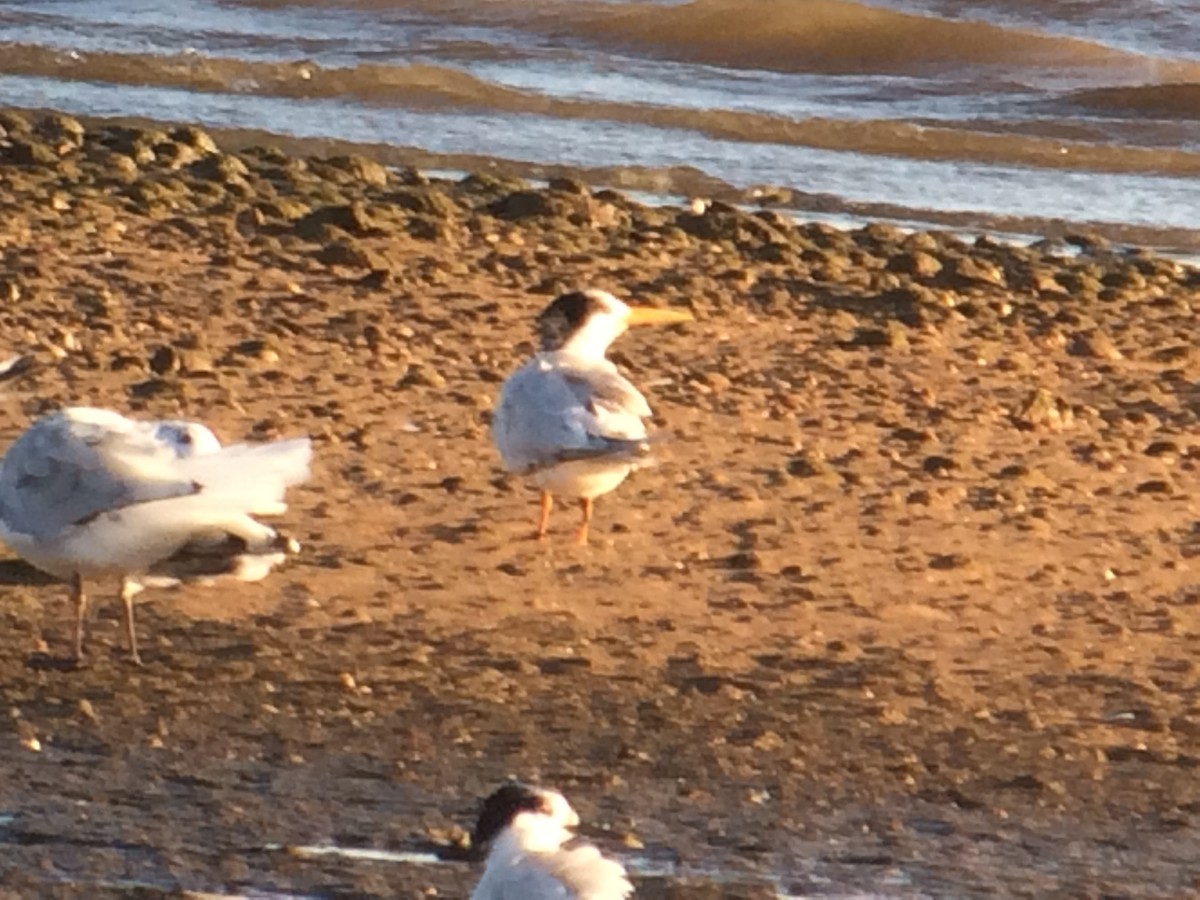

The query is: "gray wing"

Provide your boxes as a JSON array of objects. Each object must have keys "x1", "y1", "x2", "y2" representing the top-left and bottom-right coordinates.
[
  {"x1": 0, "y1": 410, "x2": 201, "y2": 540},
  {"x1": 493, "y1": 356, "x2": 651, "y2": 474}
]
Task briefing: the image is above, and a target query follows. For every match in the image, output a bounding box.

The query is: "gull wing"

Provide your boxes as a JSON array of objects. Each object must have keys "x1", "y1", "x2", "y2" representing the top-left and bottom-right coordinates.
[
  {"x1": 559, "y1": 363, "x2": 651, "y2": 440},
  {"x1": 493, "y1": 356, "x2": 652, "y2": 474},
  {"x1": 0, "y1": 409, "x2": 202, "y2": 541}
]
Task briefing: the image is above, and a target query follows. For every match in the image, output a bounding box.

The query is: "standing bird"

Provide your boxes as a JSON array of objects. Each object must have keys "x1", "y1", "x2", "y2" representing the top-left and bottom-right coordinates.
[
  {"x1": 0, "y1": 407, "x2": 312, "y2": 665},
  {"x1": 492, "y1": 289, "x2": 692, "y2": 545},
  {"x1": 471, "y1": 782, "x2": 634, "y2": 900}
]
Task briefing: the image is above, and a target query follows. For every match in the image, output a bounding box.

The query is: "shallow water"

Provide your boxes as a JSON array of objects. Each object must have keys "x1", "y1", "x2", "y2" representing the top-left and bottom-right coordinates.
[{"x1": 1, "y1": 0, "x2": 1199, "y2": 246}]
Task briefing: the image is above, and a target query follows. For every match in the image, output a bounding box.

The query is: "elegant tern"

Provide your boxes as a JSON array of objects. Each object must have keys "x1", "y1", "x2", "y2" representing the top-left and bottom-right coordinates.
[
  {"x1": 492, "y1": 289, "x2": 691, "y2": 545},
  {"x1": 471, "y1": 782, "x2": 634, "y2": 900}
]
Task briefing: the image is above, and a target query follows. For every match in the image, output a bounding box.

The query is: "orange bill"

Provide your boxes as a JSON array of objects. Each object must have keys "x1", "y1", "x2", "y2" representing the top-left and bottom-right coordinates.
[{"x1": 625, "y1": 306, "x2": 694, "y2": 326}]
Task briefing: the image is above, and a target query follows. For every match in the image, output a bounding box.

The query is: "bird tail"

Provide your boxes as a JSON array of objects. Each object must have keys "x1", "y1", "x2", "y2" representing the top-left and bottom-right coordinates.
[
  {"x1": 173, "y1": 437, "x2": 313, "y2": 515},
  {"x1": 546, "y1": 432, "x2": 673, "y2": 471},
  {"x1": 552, "y1": 437, "x2": 653, "y2": 466}
]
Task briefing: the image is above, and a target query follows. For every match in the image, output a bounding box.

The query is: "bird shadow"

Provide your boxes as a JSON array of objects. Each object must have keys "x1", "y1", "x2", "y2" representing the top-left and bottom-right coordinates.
[
  {"x1": 0, "y1": 561, "x2": 78, "y2": 669},
  {"x1": 25, "y1": 653, "x2": 81, "y2": 673},
  {"x1": 424, "y1": 521, "x2": 483, "y2": 545},
  {"x1": 0, "y1": 559, "x2": 56, "y2": 586}
]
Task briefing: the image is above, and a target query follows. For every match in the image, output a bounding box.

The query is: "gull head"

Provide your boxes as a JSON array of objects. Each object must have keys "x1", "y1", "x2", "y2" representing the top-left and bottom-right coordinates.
[
  {"x1": 472, "y1": 782, "x2": 580, "y2": 856},
  {"x1": 153, "y1": 420, "x2": 223, "y2": 457},
  {"x1": 536, "y1": 289, "x2": 692, "y2": 358}
]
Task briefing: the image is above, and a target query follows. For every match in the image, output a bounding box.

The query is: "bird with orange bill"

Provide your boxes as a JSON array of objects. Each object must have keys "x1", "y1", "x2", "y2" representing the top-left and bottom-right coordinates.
[{"x1": 492, "y1": 289, "x2": 692, "y2": 545}]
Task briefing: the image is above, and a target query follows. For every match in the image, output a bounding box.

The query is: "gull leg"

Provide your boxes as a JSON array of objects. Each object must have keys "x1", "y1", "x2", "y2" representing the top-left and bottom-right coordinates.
[
  {"x1": 71, "y1": 573, "x2": 87, "y2": 665},
  {"x1": 120, "y1": 578, "x2": 143, "y2": 667},
  {"x1": 574, "y1": 497, "x2": 593, "y2": 546},
  {"x1": 535, "y1": 491, "x2": 553, "y2": 541}
]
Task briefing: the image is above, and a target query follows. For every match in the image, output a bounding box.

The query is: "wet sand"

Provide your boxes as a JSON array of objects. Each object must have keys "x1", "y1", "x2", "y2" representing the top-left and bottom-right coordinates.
[{"x1": 0, "y1": 109, "x2": 1198, "y2": 897}]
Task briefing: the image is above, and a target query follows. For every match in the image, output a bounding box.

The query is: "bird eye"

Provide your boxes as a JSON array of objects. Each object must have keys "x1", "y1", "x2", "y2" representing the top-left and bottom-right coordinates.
[{"x1": 179, "y1": 432, "x2": 192, "y2": 445}]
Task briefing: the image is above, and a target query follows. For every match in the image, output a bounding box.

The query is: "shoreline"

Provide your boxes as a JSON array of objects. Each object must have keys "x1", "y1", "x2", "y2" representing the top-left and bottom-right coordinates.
[
  {"x1": 5, "y1": 103, "x2": 1200, "y2": 255},
  {"x1": 0, "y1": 105, "x2": 1198, "y2": 896}
]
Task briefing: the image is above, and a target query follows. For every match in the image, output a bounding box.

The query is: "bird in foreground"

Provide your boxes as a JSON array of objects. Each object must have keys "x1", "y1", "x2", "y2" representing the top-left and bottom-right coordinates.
[
  {"x1": 471, "y1": 782, "x2": 634, "y2": 900},
  {"x1": 492, "y1": 289, "x2": 692, "y2": 545},
  {"x1": 0, "y1": 407, "x2": 312, "y2": 665}
]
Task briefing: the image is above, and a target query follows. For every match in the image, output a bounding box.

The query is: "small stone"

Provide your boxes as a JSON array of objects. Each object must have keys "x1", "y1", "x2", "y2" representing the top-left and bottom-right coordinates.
[
  {"x1": 170, "y1": 125, "x2": 219, "y2": 154},
  {"x1": 1065, "y1": 232, "x2": 1110, "y2": 253},
  {"x1": 488, "y1": 190, "x2": 568, "y2": 220},
  {"x1": 295, "y1": 202, "x2": 376, "y2": 239},
  {"x1": 153, "y1": 140, "x2": 203, "y2": 170},
  {"x1": 315, "y1": 240, "x2": 381, "y2": 269},
  {"x1": 944, "y1": 255, "x2": 1006, "y2": 288},
  {"x1": 104, "y1": 153, "x2": 140, "y2": 181},
  {"x1": 886, "y1": 250, "x2": 942, "y2": 280},
  {"x1": 1055, "y1": 269, "x2": 1103, "y2": 296},
  {"x1": 388, "y1": 186, "x2": 459, "y2": 218},
  {"x1": 0, "y1": 111, "x2": 32, "y2": 136},
  {"x1": 78, "y1": 699, "x2": 100, "y2": 723},
  {"x1": 1068, "y1": 329, "x2": 1123, "y2": 360},
  {"x1": 1015, "y1": 388, "x2": 1073, "y2": 430},
  {"x1": 7, "y1": 139, "x2": 58, "y2": 166},
  {"x1": 327, "y1": 154, "x2": 391, "y2": 187},
  {"x1": 922, "y1": 455, "x2": 956, "y2": 476},
  {"x1": 36, "y1": 114, "x2": 85, "y2": 150},
  {"x1": 148, "y1": 345, "x2": 180, "y2": 375},
  {"x1": 698, "y1": 371, "x2": 731, "y2": 393},
  {"x1": 400, "y1": 364, "x2": 448, "y2": 389},
  {"x1": 189, "y1": 153, "x2": 249, "y2": 183},
  {"x1": 1145, "y1": 440, "x2": 1178, "y2": 459},
  {"x1": 929, "y1": 553, "x2": 970, "y2": 570},
  {"x1": 1136, "y1": 479, "x2": 1172, "y2": 495}
]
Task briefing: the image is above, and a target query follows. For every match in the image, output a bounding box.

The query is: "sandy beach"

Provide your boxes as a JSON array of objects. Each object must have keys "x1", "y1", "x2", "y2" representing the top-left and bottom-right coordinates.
[{"x1": 0, "y1": 109, "x2": 1198, "y2": 897}]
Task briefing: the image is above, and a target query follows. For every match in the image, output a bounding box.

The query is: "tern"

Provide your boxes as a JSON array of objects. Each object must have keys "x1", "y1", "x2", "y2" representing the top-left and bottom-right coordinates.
[
  {"x1": 471, "y1": 782, "x2": 634, "y2": 900},
  {"x1": 0, "y1": 407, "x2": 312, "y2": 665},
  {"x1": 492, "y1": 289, "x2": 691, "y2": 545}
]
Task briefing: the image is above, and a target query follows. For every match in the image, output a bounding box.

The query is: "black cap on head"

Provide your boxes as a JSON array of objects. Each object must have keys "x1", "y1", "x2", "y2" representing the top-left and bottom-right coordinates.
[
  {"x1": 472, "y1": 782, "x2": 552, "y2": 849},
  {"x1": 535, "y1": 290, "x2": 611, "y2": 350}
]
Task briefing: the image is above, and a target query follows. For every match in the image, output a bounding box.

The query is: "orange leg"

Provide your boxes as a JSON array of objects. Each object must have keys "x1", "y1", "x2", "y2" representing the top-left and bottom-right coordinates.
[
  {"x1": 535, "y1": 491, "x2": 553, "y2": 540},
  {"x1": 574, "y1": 497, "x2": 593, "y2": 546}
]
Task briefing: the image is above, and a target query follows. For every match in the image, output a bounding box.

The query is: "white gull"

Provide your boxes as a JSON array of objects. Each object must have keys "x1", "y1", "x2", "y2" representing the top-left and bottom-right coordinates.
[{"x1": 0, "y1": 406, "x2": 311, "y2": 665}]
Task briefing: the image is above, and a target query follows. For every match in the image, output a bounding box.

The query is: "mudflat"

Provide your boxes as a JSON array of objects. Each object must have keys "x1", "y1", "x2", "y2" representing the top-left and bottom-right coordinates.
[{"x1": 0, "y1": 110, "x2": 1197, "y2": 897}]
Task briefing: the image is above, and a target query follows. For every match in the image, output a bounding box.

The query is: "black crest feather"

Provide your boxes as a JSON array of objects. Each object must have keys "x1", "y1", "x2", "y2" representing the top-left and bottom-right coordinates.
[{"x1": 472, "y1": 782, "x2": 552, "y2": 850}]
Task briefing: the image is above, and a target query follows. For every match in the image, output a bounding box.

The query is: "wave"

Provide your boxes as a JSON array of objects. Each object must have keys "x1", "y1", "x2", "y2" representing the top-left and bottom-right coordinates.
[
  {"x1": 5, "y1": 42, "x2": 1200, "y2": 177},
  {"x1": 232, "y1": 0, "x2": 1200, "y2": 80},
  {"x1": 0, "y1": 43, "x2": 525, "y2": 109},
  {"x1": 1067, "y1": 83, "x2": 1200, "y2": 120}
]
